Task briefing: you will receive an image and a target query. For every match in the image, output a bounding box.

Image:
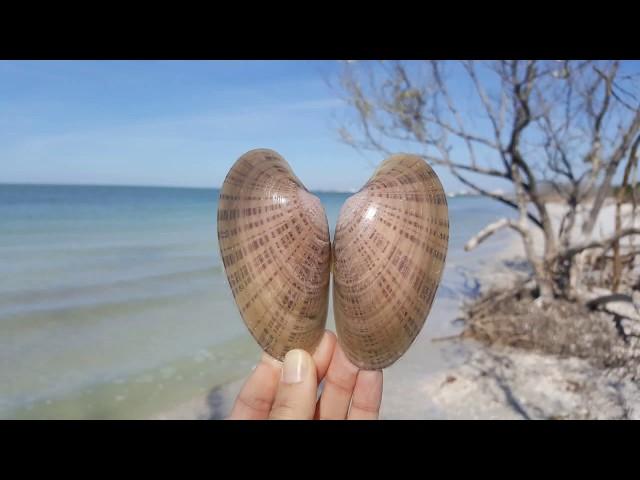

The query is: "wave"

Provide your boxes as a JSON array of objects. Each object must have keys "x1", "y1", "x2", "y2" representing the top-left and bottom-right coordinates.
[{"x1": 0, "y1": 267, "x2": 228, "y2": 331}]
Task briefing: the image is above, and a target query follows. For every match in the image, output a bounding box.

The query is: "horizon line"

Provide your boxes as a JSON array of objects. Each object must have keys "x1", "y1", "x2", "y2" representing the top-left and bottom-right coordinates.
[{"x1": 0, "y1": 181, "x2": 359, "y2": 194}]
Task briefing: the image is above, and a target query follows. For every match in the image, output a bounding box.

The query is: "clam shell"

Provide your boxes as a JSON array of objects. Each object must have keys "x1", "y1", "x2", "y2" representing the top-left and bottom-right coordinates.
[
  {"x1": 332, "y1": 154, "x2": 449, "y2": 369},
  {"x1": 217, "y1": 149, "x2": 331, "y2": 361}
]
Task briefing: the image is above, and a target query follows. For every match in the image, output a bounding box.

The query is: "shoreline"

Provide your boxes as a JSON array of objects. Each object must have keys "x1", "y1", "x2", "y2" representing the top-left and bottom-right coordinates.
[
  {"x1": 152, "y1": 200, "x2": 640, "y2": 420},
  {"x1": 417, "y1": 200, "x2": 640, "y2": 420},
  {"x1": 152, "y1": 226, "x2": 523, "y2": 420}
]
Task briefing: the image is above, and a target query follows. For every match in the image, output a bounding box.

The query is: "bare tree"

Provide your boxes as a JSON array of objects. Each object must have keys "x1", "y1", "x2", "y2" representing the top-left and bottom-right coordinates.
[{"x1": 334, "y1": 60, "x2": 640, "y2": 303}]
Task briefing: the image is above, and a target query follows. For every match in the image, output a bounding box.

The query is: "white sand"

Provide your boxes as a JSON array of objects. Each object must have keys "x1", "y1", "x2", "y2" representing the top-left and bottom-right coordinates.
[
  {"x1": 154, "y1": 200, "x2": 640, "y2": 420},
  {"x1": 409, "y1": 200, "x2": 640, "y2": 420},
  {"x1": 419, "y1": 345, "x2": 640, "y2": 420}
]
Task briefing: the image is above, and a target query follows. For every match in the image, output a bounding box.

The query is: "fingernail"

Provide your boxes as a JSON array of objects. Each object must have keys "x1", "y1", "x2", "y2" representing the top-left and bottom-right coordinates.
[{"x1": 282, "y1": 350, "x2": 307, "y2": 384}]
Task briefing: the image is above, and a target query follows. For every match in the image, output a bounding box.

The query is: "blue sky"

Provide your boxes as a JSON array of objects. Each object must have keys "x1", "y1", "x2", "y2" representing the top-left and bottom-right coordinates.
[
  {"x1": 0, "y1": 61, "x2": 373, "y2": 191},
  {"x1": 0, "y1": 60, "x2": 474, "y2": 192},
  {"x1": 2, "y1": 61, "x2": 636, "y2": 192}
]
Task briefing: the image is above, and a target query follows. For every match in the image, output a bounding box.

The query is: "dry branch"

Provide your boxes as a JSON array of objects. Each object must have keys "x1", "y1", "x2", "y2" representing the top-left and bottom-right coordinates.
[
  {"x1": 336, "y1": 60, "x2": 640, "y2": 301},
  {"x1": 464, "y1": 218, "x2": 523, "y2": 251}
]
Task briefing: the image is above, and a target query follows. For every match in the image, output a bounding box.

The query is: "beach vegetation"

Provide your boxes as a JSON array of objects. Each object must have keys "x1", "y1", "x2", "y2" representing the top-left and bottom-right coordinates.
[{"x1": 335, "y1": 60, "x2": 640, "y2": 383}]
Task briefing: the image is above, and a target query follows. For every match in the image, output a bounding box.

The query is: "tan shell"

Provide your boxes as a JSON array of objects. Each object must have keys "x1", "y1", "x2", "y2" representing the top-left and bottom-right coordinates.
[
  {"x1": 332, "y1": 154, "x2": 449, "y2": 369},
  {"x1": 217, "y1": 149, "x2": 331, "y2": 361}
]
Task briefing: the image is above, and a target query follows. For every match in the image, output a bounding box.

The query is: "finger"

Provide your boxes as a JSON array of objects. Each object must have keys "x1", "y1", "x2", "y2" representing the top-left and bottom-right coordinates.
[
  {"x1": 347, "y1": 370, "x2": 383, "y2": 420},
  {"x1": 269, "y1": 349, "x2": 318, "y2": 420},
  {"x1": 315, "y1": 342, "x2": 359, "y2": 419},
  {"x1": 227, "y1": 353, "x2": 282, "y2": 420},
  {"x1": 228, "y1": 332, "x2": 334, "y2": 420},
  {"x1": 312, "y1": 330, "x2": 337, "y2": 382}
]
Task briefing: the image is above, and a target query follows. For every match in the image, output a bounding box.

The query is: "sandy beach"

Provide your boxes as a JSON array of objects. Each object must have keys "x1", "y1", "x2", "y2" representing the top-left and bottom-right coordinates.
[
  {"x1": 152, "y1": 199, "x2": 640, "y2": 420},
  {"x1": 3, "y1": 185, "x2": 635, "y2": 419},
  {"x1": 4, "y1": 60, "x2": 638, "y2": 421}
]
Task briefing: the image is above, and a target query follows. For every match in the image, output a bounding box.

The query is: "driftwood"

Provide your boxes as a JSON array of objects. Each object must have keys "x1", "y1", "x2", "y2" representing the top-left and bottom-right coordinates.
[
  {"x1": 431, "y1": 334, "x2": 464, "y2": 343},
  {"x1": 461, "y1": 283, "x2": 638, "y2": 378},
  {"x1": 464, "y1": 218, "x2": 523, "y2": 252},
  {"x1": 578, "y1": 288, "x2": 640, "y2": 322}
]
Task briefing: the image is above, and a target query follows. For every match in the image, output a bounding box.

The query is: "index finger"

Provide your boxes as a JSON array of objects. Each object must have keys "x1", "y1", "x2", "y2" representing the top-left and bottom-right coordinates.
[{"x1": 228, "y1": 352, "x2": 282, "y2": 420}]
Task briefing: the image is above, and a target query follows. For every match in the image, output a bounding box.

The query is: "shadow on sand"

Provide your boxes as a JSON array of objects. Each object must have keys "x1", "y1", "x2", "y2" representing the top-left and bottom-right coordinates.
[{"x1": 203, "y1": 386, "x2": 230, "y2": 420}]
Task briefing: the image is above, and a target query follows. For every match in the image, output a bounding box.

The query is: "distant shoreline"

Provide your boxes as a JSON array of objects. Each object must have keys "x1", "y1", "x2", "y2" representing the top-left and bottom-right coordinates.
[
  {"x1": 0, "y1": 183, "x2": 361, "y2": 195},
  {"x1": 1, "y1": 183, "x2": 496, "y2": 198},
  {"x1": 0, "y1": 183, "x2": 564, "y2": 200}
]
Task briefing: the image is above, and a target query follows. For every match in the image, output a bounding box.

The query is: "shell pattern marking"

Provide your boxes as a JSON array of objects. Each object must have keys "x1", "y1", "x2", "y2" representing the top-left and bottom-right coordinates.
[
  {"x1": 217, "y1": 149, "x2": 331, "y2": 361},
  {"x1": 332, "y1": 154, "x2": 449, "y2": 369}
]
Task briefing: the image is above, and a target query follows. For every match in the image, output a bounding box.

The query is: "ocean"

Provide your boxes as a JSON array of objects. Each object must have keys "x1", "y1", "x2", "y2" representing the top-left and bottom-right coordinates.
[{"x1": 0, "y1": 184, "x2": 514, "y2": 419}]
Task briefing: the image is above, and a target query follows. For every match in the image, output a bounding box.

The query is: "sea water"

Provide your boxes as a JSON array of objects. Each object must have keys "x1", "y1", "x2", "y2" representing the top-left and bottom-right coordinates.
[{"x1": 0, "y1": 184, "x2": 514, "y2": 419}]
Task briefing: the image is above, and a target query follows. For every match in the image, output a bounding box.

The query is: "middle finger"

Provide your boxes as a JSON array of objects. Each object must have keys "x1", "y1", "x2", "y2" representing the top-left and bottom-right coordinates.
[{"x1": 315, "y1": 342, "x2": 359, "y2": 419}]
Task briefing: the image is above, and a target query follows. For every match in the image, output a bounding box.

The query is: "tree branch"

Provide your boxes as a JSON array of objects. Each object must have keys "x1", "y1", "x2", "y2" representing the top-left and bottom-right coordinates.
[
  {"x1": 562, "y1": 228, "x2": 640, "y2": 258},
  {"x1": 448, "y1": 166, "x2": 544, "y2": 229},
  {"x1": 464, "y1": 218, "x2": 525, "y2": 251}
]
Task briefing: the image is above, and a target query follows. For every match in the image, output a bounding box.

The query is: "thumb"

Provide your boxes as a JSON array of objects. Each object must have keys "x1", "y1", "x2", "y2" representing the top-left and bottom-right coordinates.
[{"x1": 269, "y1": 349, "x2": 318, "y2": 420}]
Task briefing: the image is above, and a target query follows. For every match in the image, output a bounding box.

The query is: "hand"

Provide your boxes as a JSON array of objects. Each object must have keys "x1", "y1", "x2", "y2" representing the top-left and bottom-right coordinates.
[{"x1": 228, "y1": 330, "x2": 383, "y2": 420}]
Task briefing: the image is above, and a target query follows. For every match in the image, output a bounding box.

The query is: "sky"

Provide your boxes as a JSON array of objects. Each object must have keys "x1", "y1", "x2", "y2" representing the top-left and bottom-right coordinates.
[
  {"x1": 0, "y1": 61, "x2": 374, "y2": 191},
  {"x1": 0, "y1": 60, "x2": 472, "y2": 192},
  {"x1": 2, "y1": 60, "x2": 637, "y2": 193}
]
